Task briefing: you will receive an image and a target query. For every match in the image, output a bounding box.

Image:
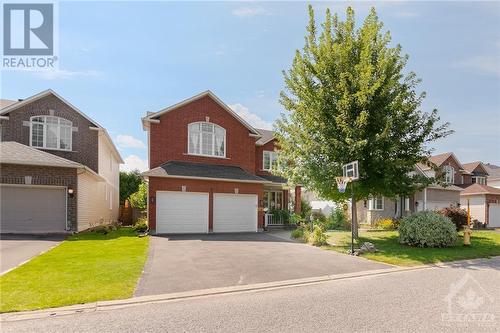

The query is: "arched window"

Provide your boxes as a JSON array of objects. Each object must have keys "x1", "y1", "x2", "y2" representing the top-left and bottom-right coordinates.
[
  {"x1": 30, "y1": 116, "x2": 72, "y2": 151},
  {"x1": 443, "y1": 165, "x2": 455, "y2": 184},
  {"x1": 188, "y1": 122, "x2": 225, "y2": 157}
]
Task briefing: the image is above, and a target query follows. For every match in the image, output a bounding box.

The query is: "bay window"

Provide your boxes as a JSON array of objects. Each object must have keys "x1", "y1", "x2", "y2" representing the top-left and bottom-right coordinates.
[
  {"x1": 30, "y1": 116, "x2": 72, "y2": 151},
  {"x1": 188, "y1": 122, "x2": 225, "y2": 157}
]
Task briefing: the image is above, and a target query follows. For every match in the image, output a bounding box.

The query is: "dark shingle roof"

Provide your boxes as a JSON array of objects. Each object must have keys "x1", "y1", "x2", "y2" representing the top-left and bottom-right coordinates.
[
  {"x1": 258, "y1": 174, "x2": 288, "y2": 184},
  {"x1": 159, "y1": 161, "x2": 269, "y2": 182},
  {"x1": 255, "y1": 128, "x2": 274, "y2": 146}
]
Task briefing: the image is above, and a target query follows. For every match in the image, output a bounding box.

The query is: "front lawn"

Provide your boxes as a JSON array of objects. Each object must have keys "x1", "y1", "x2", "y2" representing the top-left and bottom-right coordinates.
[
  {"x1": 325, "y1": 230, "x2": 500, "y2": 266},
  {"x1": 0, "y1": 228, "x2": 149, "y2": 312}
]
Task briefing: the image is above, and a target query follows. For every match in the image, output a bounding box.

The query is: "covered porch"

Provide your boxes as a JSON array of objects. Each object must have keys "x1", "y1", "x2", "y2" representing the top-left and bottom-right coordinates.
[{"x1": 262, "y1": 184, "x2": 302, "y2": 227}]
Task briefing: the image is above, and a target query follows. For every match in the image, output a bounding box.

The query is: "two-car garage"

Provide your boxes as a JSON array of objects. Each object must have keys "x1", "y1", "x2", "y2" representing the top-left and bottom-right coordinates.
[{"x1": 155, "y1": 191, "x2": 258, "y2": 234}]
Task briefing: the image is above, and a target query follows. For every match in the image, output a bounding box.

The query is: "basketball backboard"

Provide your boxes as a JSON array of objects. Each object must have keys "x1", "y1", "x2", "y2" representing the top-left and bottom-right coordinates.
[{"x1": 342, "y1": 160, "x2": 359, "y2": 180}]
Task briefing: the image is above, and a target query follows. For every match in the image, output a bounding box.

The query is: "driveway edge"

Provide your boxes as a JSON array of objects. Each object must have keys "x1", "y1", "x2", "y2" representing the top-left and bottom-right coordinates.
[{"x1": 2, "y1": 256, "x2": 497, "y2": 322}]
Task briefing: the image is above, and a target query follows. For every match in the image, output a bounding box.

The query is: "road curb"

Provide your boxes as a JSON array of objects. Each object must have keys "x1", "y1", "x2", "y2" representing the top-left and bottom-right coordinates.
[{"x1": 2, "y1": 256, "x2": 497, "y2": 322}]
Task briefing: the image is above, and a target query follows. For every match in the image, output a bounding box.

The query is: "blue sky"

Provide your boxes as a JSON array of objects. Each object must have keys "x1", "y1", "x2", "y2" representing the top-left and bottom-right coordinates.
[{"x1": 2, "y1": 1, "x2": 499, "y2": 170}]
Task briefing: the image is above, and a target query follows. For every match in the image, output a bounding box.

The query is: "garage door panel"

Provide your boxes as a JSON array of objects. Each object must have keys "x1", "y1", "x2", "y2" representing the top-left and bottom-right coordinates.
[
  {"x1": 214, "y1": 194, "x2": 257, "y2": 233},
  {"x1": 489, "y1": 203, "x2": 500, "y2": 228},
  {"x1": 156, "y1": 192, "x2": 209, "y2": 234},
  {"x1": 1, "y1": 185, "x2": 66, "y2": 233}
]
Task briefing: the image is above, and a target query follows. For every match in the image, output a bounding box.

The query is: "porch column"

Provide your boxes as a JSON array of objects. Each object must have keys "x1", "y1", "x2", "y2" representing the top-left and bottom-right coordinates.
[{"x1": 294, "y1": 185, "x2": 302, "y2": 214}]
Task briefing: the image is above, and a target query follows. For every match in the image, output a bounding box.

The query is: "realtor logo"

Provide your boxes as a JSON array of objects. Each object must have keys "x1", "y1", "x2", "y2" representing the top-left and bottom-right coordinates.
[
  {"x1": 2, "y1": 2, "x2": 58, "y2": 69},
  {"x1": 3, "y1": 3, "x2": 53, "y2": 55}
]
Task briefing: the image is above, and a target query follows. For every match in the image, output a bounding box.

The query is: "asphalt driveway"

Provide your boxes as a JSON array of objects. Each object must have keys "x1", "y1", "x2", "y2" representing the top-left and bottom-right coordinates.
[
  {"x1": 135, "y1": 232, "x2": 391, "y2": 296},
  {"x1": 0, "y1": 235, "x2": 65, "y2": 274}
]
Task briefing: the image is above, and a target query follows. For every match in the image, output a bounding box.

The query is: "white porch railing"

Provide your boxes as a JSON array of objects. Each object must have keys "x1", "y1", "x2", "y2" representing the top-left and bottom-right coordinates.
[{"x1": 265, "y1": 213, "x2": 285, "y2": 226}]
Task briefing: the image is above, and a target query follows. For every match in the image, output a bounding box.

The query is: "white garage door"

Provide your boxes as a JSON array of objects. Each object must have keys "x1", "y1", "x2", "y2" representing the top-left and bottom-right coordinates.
[
  {"x1": 489, "y1": 203, "x2": 500, "y2": 227},
  {"x1": 1, "y1": 185, "x2": 67, "y2": 233},
  {"x1": 213, "y1": 194, "x2": 258, "y2": 233},
  {"x1": 156, "y1": 191, "x2": 209, "y2": 234}
]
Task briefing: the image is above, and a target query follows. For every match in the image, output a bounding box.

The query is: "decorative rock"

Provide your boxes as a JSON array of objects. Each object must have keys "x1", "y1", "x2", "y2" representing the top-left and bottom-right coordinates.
[{"x1": 359, "y1": 242, "x2": 377, "y2": 253}]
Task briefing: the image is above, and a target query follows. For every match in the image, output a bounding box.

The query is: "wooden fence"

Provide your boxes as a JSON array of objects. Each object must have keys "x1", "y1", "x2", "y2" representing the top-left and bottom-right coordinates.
[{"x1": 119, "y1": 200, "x2": 146, "y2": 225}]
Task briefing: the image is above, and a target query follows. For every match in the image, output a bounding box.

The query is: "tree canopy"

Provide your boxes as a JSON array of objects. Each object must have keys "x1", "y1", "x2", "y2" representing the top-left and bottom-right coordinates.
[
  {"x1": 275, "y1": 6, "x2": 452, "y2": 202},
  {"x1": 119, "y1": 170, "x2": 143, "y2": 204}
]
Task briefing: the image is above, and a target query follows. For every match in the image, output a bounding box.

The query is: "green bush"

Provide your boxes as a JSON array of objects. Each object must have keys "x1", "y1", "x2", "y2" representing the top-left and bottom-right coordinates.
[
  {"x1": 436, "y1": 206, "x2": 468, "y2": 231},
  {"x1": 129, "y1": 183, "x2": 148, "y2": 210},
  {"x1": 289, "y1": 213, "x2": 304, "y2": 225},
  {"x1": 308, "y1": 225, "x2": 328, "y2": 246},
  {"x1": 291, "y1": 228, "x2": 304, "y2": 239},
  {"x1": 399, "y1": 211, "x2": 457, "y2": 247},
  {"x1": 270, "y1": 208, "x2": 290, "y2": 225},
  {"x1": 326, "y1": 207, "x2": 350, "y2": 230},
  {"x1": 133, "y1": 218, "x2": 148, "y2": 233}
]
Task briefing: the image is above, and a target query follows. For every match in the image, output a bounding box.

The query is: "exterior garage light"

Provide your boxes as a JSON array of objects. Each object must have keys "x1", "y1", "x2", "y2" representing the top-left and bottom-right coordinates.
[{"x1": 68, "y1": 188, "x2": 75, "y2": 197}]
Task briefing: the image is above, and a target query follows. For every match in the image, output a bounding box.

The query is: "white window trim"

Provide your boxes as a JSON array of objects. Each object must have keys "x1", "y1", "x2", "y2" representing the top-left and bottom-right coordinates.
[
  {"x1": 263, "y1": 150, "x2": 278, "y2": 171},
  {"x1": 443, "y1": 165, "x2": 455, "y2": 184},
  {"x1": 187, "y1": 121, "x2": 226, "y2": 158},
  {"x1": 29, "y1": 115, "x2": 73, "y2": 151},
  {"x1": 368, "y1": 196, "x2": 384, "y2": 211}
]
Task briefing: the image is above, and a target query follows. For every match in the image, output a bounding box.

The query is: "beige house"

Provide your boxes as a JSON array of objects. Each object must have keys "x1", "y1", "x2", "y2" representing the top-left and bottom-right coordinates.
[{"x1": 460, "y1": 184, "x2": 500, "y2": 227}]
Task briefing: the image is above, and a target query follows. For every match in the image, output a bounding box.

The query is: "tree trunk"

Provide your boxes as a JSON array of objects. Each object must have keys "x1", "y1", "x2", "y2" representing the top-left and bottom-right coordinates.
[{"x1": 351, "y1": 196, "x2": 358, "y2": 239}]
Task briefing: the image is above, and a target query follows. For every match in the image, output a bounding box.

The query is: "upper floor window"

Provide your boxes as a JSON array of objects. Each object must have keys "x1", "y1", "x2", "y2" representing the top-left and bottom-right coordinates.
[
  {"x1": 30, "y1": 116, "x2": 72, "y2": 151},
  {"x1": 472, "y1": 176, "x2": 486, "y2": 185},
  {"x1": 263, "y1": 151, "x2": 278, "y2": 171},
  {"x1": 443, "y1": 165, "x2": 455, "y2": 184},
  {"x1": 188, "y1": 122, "x2": 225, "y2": 157},
  {"x1": 368, "y1": 196, "x2": 384, "y2": 211}
]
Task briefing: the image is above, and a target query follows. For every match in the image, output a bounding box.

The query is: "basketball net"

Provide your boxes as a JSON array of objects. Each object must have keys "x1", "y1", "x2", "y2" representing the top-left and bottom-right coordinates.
[{"x1": 336, "y1": 176, "x2": 351, "y2": 193}]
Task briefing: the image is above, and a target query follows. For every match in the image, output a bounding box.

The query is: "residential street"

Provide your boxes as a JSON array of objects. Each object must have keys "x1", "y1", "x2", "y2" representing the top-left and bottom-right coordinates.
[{"x1": 3, "y1": 257, "x2": 499, "y2": 333}]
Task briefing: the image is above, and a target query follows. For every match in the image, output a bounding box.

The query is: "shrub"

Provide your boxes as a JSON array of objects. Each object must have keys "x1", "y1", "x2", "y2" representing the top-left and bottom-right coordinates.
[
  {"x1": 436, "y1": 206, "x2": 468, "y2": 231},
  {"x1": 291, "y1": 228, "x2": 304, "y2": 239},
  {"x1": 294, "y1": 199, "x2": 312, "y2": 219},
  {"x1": 308, "y1": 225, "x2": 328, "y2": 246},
  {"x1": 290, "y1": 213, "x2": 304, "y2": 225},
  {"x1": 129, "y1": 183, "x2": 148, "y2": 210},
  {"x1": 399, "y1": 211, "x2": 457, "y2": 247},
  {"x1": 270, "y1": 208, "x2": 290, "y2": 225},
  {"x1": 133, "y1": 218, "x2": 148, "y2": 233},
  {"x1": 375, "y1": 218, "x2": 397, "y2": 230},
  {"x1": 326, "y1": 207, "x2": 350, "y2": 230}
]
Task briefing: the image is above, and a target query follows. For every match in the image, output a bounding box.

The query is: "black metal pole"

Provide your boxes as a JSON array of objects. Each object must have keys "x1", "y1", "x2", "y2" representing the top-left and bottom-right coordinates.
[{"x1": 350, "y1": 182, "x2": 354, "y2": 255}]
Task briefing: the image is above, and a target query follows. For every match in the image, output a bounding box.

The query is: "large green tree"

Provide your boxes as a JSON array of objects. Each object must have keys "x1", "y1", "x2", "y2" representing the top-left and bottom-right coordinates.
[
  {"x1": 119, "y1": 170, "x2": 143, "y2": 204},
  {"x1": 276, "y1": 6, "x2": 452, "y2": 234}
]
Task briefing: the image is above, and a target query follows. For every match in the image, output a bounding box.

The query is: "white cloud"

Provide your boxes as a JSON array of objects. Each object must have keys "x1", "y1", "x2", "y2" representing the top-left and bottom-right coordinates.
[
  {"x1": 452, "y1": 55, "x2": 500, "y2": 77},
  {"x1": 229, "y1": 103, "x2": 273, "y2": 130},
  {"x1": 22, "y1": 69, "x2": 103, "y2": 80},
  {"x1": 232, "y1": 7, "x2": 269, "y2": 18},
  {"x1": 116, "y1": 134, "x2": 146, "y2": 149},
  {"x1": 120, "y1": 155, "x2": 148, "y2": 172}
]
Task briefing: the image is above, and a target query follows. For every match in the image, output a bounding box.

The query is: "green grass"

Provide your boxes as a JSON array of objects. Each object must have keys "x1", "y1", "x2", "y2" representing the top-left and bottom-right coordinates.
[
  {"x1": 325, "y1": 230, "x2": 500, "y2": 266},
  {"x1": 0, "y1": 228, "x2": 149, "y2": 312}
]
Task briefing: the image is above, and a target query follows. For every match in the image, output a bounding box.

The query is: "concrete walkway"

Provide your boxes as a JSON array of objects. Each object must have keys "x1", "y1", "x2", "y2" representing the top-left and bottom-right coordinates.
[{"x1": 135, "y1": 232, "x2": 391, "y2": 296}]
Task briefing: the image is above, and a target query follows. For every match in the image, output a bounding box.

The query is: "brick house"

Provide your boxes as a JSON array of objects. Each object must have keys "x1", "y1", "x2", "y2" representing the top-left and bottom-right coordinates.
[
  {"x1": 142, "y1": 91, "x2": 300, "y2": 234},
  {"x1": 356, "y1": 152, "x2": 466, "y2": 225},
  {"x1": 0, "y1": 89, "x2": 123, "y2": 233}
]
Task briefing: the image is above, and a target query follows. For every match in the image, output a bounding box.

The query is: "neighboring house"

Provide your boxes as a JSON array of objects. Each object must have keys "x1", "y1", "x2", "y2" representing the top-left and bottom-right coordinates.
[
  {"x1": 141, "y1": 90, "x2": 301, "y2": 234},
  {"x1": 484, "y1": 163, "x2": 500, "y2": 189},
  {"x1": 356, "y1": 152, "x2": 465, "y2": 225},
  {"x1": 0, "y1": 89, "x2": 123, "y2": 233},
  {"x1": 460, "y1": 184, "x2": 500, "y2": 227}
]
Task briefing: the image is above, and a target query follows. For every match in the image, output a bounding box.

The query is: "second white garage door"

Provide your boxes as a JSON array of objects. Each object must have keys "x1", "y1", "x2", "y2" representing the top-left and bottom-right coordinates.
[
  {"x1": 156, "y1": 191, "x2": 209, "y2": 234},
  {"x1": 213, "y1": 194, "x2": 258, "y2": 233},
  {"x1": 489, "y1": 203, "x2": 500, "y2": 227}
]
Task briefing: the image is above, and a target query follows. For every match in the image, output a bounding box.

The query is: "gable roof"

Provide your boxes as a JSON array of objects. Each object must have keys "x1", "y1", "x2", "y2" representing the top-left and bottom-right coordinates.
[
  {"x1": 419, "y1": 152, "x2": 464, "y2": 171},
  {"x1": 255, "y1": 128, "x2": 275, "y2": 146},
  {"x1": 141, "y1": 90, "x2": 261, "y2": 137},
  {"x1": 0, "y1": 89, "x2": 123, "y2": 164},
  {"x1": 0, "y1": 99, "x2": 17, "y2": 109},
  {"x1": 142, "y1": 160, "x2": 271, "y2": 184},
  {"x1": 460, "y1": 183, "x2": 500, "y2": 196},
  {"x1": 0, "y1": 141, "x2": 83, "y2": 168},
  {"x1": 462, "y1": 162, "x2": 489, "y2": 175}
]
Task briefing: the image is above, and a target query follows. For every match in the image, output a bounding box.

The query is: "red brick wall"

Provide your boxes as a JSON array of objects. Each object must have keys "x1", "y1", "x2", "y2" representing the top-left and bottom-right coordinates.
[
  {"x1": 255, "y1": 139, "x2": 276, "y2": 176},
  {"x1": 149, "y1": 95, "x2": 257, "y2": 173},
  {"x1": 440, "y1": 156, "x2": 463, "y2": 184},
  {"x1": 148, "y1": 177, "x2": 264, "y2": 231}
]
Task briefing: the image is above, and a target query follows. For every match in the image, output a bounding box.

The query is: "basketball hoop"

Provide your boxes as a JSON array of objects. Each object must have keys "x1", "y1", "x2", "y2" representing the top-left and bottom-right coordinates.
[{"x1": 336, "y1": 176, "x2": 351, "y2": 193}]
